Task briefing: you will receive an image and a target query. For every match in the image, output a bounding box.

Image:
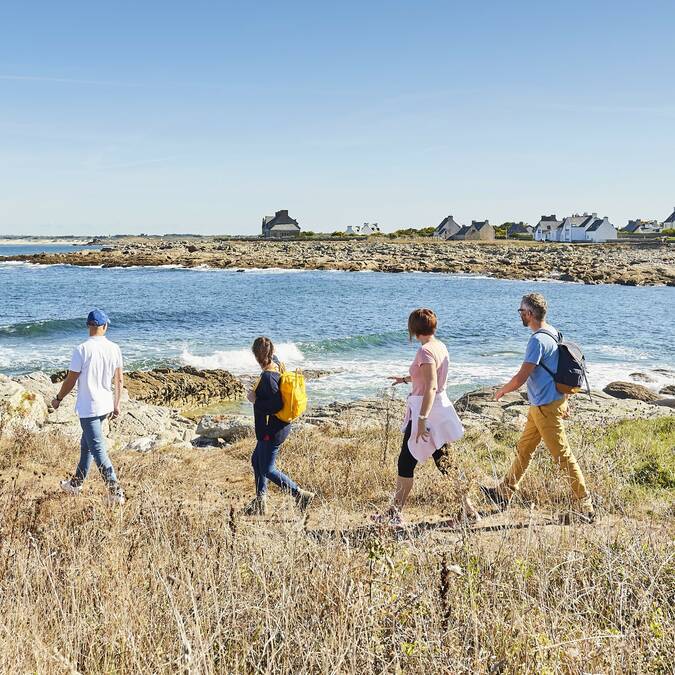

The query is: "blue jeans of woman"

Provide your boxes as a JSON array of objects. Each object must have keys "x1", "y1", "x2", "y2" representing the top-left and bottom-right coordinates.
[
  {"x1": 73, "y1": 414, "x2": 118, "y2": 486},
  {"x1": 251, "y1": 440, "x2": 298, "y2": 497}
]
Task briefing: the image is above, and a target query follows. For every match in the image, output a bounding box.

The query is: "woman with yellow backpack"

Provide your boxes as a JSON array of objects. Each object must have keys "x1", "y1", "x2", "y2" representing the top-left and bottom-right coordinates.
[{"x1": 242, "y1": 336, "x2": 314, "y2": 516}]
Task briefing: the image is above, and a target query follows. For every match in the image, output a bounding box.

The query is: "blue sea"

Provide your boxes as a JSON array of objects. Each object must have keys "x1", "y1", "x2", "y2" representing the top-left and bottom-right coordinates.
[{"x1": 1, "y1": 247, "x2": 673, "y2": 403}]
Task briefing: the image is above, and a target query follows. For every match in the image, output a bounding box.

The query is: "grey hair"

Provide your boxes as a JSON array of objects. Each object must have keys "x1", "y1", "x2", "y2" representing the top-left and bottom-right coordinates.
[{"x1": 521, "y1": 293, "x2": 547, "y2": 321}]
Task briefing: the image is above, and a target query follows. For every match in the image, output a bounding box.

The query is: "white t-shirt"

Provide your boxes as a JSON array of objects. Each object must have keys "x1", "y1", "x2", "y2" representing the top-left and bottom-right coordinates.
[{"x1": 69, "y1": 336, "x2": 123, "y2": 418}]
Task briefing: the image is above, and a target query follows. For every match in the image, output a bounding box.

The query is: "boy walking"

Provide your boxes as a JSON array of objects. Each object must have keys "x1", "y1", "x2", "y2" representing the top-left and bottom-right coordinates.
[
  {"x1": 52, "y1": 309, "x2": 125, "y2": 505},
  {"x1": 481, "y1": 293, "x2": 594, "y2": 523}
]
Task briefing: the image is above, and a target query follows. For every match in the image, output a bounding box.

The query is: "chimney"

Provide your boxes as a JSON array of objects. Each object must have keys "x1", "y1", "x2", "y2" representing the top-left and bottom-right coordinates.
[{"x1": 592, "y1": 212, "x2": 597, "y2": 218}]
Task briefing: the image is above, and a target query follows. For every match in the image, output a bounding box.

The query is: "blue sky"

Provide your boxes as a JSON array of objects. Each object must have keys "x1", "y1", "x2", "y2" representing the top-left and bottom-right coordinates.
[{"x1": 1, "y1": 1, "x2": 674, "y2": 235}]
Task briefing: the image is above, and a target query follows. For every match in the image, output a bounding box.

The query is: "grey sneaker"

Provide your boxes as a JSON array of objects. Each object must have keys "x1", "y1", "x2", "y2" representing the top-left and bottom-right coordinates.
[
  {"x1": 294, "y1": 489, "x2": 315, "y2": 513},
  {"x1": 242, "y1": 496, "x2": 267, "y2": 516},
  {"x1": 60, "y1": 479, "x2": 82, "y2": 496},
  {"x1": 105, "y1": 483, "x2": 126, "y2": 506}
]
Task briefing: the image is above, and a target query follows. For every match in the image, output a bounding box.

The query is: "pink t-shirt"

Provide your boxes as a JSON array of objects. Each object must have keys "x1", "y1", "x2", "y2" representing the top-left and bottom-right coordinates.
[{"x1": 409, "y1": 339, "x2": 449, "y2": 396}]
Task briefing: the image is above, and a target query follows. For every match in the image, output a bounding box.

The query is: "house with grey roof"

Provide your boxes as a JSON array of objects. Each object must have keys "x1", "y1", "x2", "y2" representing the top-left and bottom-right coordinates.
[
  {"x1": 622, "y1": 219, "x2": 662, "y2": 234},
  {"x1": 451, "y1": 220, "x2": 495, "y2": 241},
  {"x1": 506, "y1": 222, "x2": 534, "y2": 238},
  {"x1": 662, "y1": 207, "x2": 675, "y2": 229},
  {"x1": 261, "y1": 210, "x2": 301, "y2": 238},
  {"x1": 534, "y1": 215, "x2": 563, "y2": 241},
  {"x1": 433, "y1": 215, "x2": 463, "y2": 240}
]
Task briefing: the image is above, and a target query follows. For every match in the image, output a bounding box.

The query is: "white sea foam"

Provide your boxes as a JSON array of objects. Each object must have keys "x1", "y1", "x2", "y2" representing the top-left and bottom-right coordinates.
[
  {"x1": 180, "y1": 342, "x2": 305, "y2": 373},
  {"x1": 595, "y1": 345, "x2": 653, "y2": 360}
]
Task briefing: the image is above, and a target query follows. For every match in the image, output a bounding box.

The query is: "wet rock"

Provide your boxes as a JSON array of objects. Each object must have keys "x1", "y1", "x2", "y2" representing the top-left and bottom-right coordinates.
[
  {"x1": 653, "y1": 398, "x2": 675, "y2": 409},
  {"x1": 603, "y1": 381, "x2": 661, "y2": 402},
  {"x1": 125, "y1": 367, "x2": 245, "y2": 407},
  {"x1": 629, "y1": 372, "x2": 657, "y2": 383},
  {"x1": 659, "y1": 385, "x2": 675, "y2": 396}
]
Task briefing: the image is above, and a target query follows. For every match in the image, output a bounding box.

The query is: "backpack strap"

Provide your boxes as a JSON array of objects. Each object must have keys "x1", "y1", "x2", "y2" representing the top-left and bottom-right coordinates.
[{"x1": 532, "y1": 328, "x2": 561, "y2": 379}]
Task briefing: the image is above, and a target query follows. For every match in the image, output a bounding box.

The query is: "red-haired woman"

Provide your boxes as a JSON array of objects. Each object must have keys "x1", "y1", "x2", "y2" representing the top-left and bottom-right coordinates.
[
  {"x1": 242, "y1": 336, "x2": 314, "y2": 516},
  {"x1": 376, "y1": 308, "x2": 480, "y2": 526}
]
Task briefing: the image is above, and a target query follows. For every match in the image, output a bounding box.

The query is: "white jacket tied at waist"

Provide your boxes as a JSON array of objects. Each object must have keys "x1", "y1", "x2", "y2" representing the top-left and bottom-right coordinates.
[{"x1": 402, "y1": 392, "x2": 464, "y2": 462}]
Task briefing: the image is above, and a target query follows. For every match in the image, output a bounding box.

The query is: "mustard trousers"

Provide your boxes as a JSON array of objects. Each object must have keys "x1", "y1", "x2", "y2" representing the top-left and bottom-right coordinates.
[{"x1": 503, "y1": 397, "x2": 591, "y2": 507}]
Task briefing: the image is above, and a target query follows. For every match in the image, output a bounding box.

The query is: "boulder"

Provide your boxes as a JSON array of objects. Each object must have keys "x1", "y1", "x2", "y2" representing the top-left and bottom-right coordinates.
[
  {"x1": 12, "y1": 372, "x2": 196, "y2": 451},
  {"x1": 0, "y1": 374, "x2": 48, "y2": 435},
  {"x1": 196, "y1": 415, "x2": 254, "y2": 441},
  {"x1": 659, "y1": 385, "x2": 675, "y2": 396},
  {"x1": 603, "y1": 381, "x2": 660, "y2": 402},
  {"x1": 652, "y1": 398, "x2": 675, "y2": 409},
  {"x1": 125, "y1": 367, "x2": 245, "y2": 407}
]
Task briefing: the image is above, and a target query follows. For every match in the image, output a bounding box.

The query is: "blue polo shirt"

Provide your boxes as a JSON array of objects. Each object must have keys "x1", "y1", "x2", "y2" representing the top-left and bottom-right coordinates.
[{"x1": 524, "y1": 327, "x2": 563, "y2": 406}]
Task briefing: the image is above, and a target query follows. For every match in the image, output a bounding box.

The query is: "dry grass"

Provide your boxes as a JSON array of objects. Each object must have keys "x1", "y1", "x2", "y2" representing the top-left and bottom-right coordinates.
[{"x1": 0, "y1": 413, "x2": 673, "y2": 673}]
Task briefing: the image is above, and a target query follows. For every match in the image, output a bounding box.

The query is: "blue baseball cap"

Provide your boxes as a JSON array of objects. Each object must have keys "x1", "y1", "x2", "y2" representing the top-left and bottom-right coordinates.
[{"x1": 86, "y1": 309, "x2": 110, "y2": 326}]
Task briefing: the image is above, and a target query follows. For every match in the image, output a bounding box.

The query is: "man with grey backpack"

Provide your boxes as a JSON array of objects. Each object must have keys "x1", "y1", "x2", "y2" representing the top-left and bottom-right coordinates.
[{"x1": 481, "y1": 293, "x2": 595, "y2": 524}]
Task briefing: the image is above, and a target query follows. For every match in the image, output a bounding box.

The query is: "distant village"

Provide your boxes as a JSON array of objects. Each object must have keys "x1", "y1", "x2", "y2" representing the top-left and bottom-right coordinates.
[{"x1": 261, "y1": 207, "x2": 675, "y2": 243}]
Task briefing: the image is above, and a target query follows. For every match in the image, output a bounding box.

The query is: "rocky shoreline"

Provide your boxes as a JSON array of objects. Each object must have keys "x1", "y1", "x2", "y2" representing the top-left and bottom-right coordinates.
[
  {"x1": 1, "y1": 366, "x2": 673, "y2": 454},
  {"x1": 4, "y1": 238, "x2": 675, "y2": 286}
]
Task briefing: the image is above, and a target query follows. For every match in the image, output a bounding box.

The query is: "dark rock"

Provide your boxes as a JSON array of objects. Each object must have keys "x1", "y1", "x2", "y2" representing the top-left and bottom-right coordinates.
[
  {"x1": 659, "y1": 385, "x2": 675, "y2": 396},
  {"x1": 50, "y1": 370, "x2": 68, "y2": 383},
  {"x1": 652, "y1": 398, "x2": 675, "y2": 409},
  {"x1": 603, "y1": 381, "x2": 660, "y2": 402},
  {"x1": 629, "y1": 372, "x2": 656, "y2": 384}
]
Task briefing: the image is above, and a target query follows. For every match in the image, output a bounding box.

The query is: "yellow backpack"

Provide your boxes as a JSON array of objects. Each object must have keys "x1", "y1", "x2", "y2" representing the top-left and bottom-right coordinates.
[{"x1": 275, "y1": 363, "x2": 307, "y2": 423}]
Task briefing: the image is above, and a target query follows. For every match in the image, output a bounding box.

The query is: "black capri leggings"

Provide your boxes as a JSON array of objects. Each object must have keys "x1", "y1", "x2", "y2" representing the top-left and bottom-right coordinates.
[{"x1": 397, "y1": 421, "x2": 448, "y2": 478}]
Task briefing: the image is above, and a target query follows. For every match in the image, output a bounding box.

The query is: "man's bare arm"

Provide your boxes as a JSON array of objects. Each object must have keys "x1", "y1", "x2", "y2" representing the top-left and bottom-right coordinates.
[{"x1": 495, "y1": 362, "x2": 537, "y2": 400}]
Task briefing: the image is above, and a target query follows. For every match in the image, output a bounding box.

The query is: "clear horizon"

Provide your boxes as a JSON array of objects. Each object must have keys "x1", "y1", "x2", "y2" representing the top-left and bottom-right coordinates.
[{"x1": 2, "y1": 1, "x2": 674, "y2": 235}]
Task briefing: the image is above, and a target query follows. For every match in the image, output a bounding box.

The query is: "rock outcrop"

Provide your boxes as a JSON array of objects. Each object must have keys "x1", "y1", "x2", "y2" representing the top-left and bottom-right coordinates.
[
  {"x1": 10, "y1": 372, "x2": 195, "y2": 452},
  {"x1": 602, "y1": 381, "x2": 661, "y2": 402},
  {"x1": 124, "y1": 367, "x2": 245, "y2": 407},
  {"x1": 0, "y1": 374, "x2": 48, "y2": 433},
  {"x1": 195, "y1": 415, "x2": 254, "y2": 442},
  {"x1": 6, "y1": 238, "x2": 675, "y2": 286}
]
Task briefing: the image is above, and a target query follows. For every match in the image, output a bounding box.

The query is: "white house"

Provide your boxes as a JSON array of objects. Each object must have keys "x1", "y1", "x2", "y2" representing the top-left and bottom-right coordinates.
[
  {"x1": 534, "y1": 215, "x2": 563, "y2": 241},
  {"x1": 345, "y1": 225, "x2": 362, "y2": 235},
  {"x1": 583, "y1": 216, "x2": 617, "y2": 243},
  {"x1": 535, "y1": 212, "x2": 617, "y2": 243},
  {"x1": 360, "y1": 222, "x2": 380, "y2": 235},
  {"x1": 662, "y1": 207, "x2": 675, "y2": 230}
]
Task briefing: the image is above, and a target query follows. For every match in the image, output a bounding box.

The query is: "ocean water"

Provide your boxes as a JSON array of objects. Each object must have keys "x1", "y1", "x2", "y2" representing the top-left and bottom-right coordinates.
[
  {"x1": 0, "y1": 244, "x2": 100, "y2": 256},
  {"x1": 0, "y1": 255, "x2": 673, "y2": 403}
]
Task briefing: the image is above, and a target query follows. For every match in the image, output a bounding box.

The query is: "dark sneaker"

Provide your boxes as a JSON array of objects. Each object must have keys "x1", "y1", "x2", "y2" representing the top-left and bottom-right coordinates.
[
  {"x1": 480, "y1": 485, "x2": 510, "y2": 511},
  {"x1": 242, "y1": 496, "x2": 267, "y2": 516},
  {"x1": 559, "y1": 510, "x2": 595, "y2": 525},
  {"x1": 294, "y1": 489, "x2": 315, "y2": 513}
]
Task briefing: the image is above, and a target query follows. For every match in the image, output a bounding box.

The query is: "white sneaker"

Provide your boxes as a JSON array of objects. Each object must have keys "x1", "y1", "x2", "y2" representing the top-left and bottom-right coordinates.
[{"x1": 60, "y1": 479, "x2": 82, "y2": 496}]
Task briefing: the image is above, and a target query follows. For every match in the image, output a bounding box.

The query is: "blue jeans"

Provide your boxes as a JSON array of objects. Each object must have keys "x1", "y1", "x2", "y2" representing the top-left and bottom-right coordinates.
[
  {"x1": 251, "y1": 440, "x2": 298, "y2": 497},
  {"x1": 73, "y1": 415, "x2": 118, "y2": 486}
]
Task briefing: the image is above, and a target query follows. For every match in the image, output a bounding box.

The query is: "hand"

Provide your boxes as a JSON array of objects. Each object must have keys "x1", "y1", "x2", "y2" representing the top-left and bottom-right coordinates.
[
  {"x1": 246, "y1": 389, "x2": 256, "y2": 403},
  {"x1": 51, "y1": 398, "x2": 61, "y2": 410},
  {"x1": 388, "y1": 376, "x2": 408, "y2": 386},
  {"x1": 415, "y1": 420, "x2": 430, "y2": 444},
  {"x1": 111, "y1": 405, "x2": 121, "y2": 419},
  {"x1": 495, "y1": 387, "x2": 506, "y2": 401}
]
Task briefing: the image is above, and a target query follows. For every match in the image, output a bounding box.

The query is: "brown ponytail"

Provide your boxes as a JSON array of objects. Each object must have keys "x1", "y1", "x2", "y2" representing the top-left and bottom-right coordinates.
[{"x1": 252, "y1": 336, "x2": 274, "y2": 368}]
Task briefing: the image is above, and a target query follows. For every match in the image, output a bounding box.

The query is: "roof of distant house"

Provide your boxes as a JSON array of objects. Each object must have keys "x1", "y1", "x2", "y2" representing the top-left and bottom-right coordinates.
[
  {"x1": 263, "y1": 209, "x2": 300, "y2": 229},
  {"x1": 623, "y1": 221, "x2": 642, "y2": 233},
  {"x1": 455, "y1": 226, "x2": 471, "y2": 237},
  {"x1": 540, "y1": 214, "x2": 559, "y2": 222},
  {"x1": 471, "y1": 220, "x2": 490, "y2": 230},
  {"x1": 586, "y1": 218, "x2": 608, "y2": 232},
  {"x1": 664, "y1": 207, "x2": 675, "y2": 223}
]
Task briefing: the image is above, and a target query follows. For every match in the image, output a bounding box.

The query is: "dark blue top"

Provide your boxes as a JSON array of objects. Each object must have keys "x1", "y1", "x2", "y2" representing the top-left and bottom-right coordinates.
[{"x1": 253, "y1": 370, "x2": 291, "y2": 445}]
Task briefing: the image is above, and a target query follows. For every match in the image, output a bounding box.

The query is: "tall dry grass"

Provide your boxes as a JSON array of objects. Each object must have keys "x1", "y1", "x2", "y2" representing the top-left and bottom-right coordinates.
[{"x1": 0, "y1": 411, "x2": 672, "y2": 673}]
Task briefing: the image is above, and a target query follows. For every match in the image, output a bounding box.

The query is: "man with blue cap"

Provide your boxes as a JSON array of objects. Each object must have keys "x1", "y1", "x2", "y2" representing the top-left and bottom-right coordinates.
[{"x1": 52, "y1": 309, "x2": 125, "y2": 505}]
